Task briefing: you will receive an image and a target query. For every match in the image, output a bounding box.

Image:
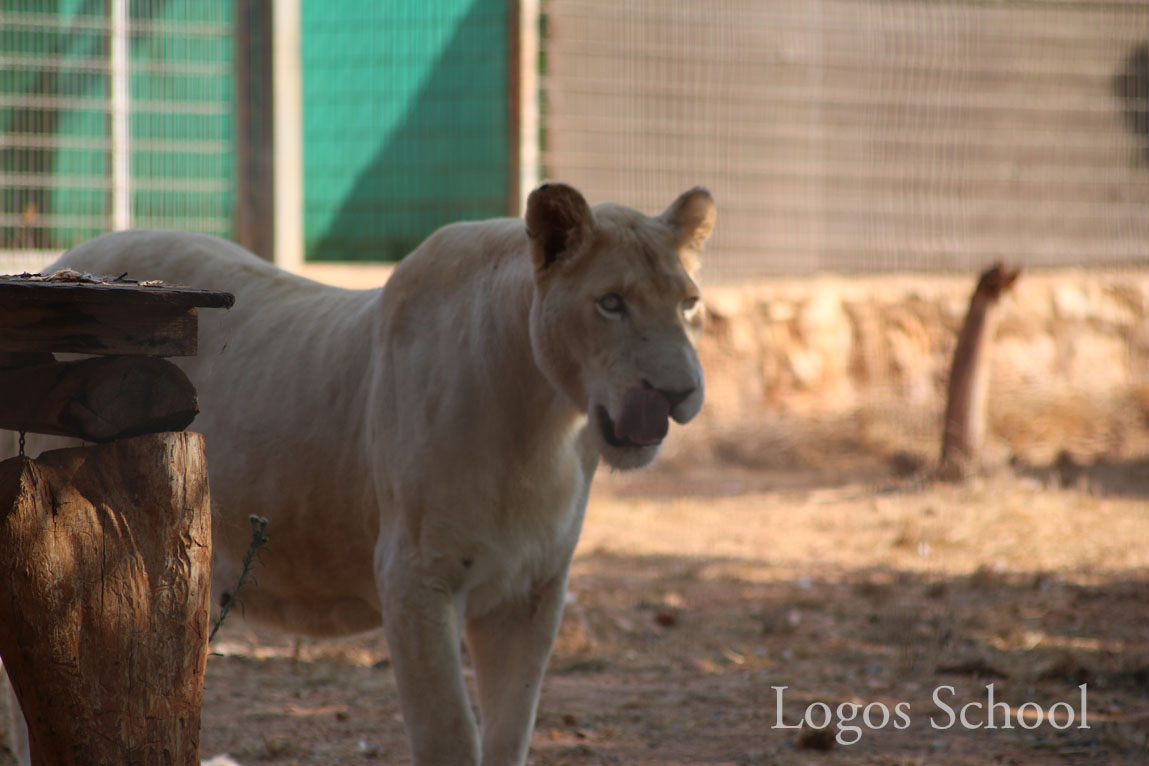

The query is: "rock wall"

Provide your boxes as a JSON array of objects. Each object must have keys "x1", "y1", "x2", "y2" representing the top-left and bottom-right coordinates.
[{"x1": 691, "y1": 269, "x2": 1149, "y2": 469}]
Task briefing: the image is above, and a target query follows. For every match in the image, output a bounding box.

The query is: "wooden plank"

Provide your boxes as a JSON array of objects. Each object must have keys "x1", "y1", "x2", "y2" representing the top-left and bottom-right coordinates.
[
  {"x1": 0, "y1": 356, "x2": 198, "y2": 442},
  {"x1": 272, "y1": 0, "x2": 305, "y2": 270},
  {"x1": 0, "y1": 432, "x2": 211, "y2": 766},
  {"x1": 0, "y1": 278, "x2": 234, "y2": 310},
  {"x1": 0, "y1": 300, "x2": 201, "y2": 356}
]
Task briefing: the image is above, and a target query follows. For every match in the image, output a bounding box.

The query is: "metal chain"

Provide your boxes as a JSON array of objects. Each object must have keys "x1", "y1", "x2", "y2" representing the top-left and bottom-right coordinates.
[{"x1": 18, "y1": 430, "x2": 25, "y2": 458}]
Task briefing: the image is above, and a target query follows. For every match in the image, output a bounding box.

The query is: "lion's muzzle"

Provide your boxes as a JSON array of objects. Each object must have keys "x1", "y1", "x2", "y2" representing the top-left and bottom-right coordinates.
[{"x1": 614, "y1": 386, "x2": 672, "y2": 446}]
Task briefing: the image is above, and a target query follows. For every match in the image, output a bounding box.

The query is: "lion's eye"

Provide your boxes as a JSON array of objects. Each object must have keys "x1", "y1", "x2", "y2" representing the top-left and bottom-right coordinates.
[
  {"x1": 597, "y1": 292, "x2": 625, "y2": 317},
  {"x1": 681, "y1": 296, "x2": 701, "y2": 319}
]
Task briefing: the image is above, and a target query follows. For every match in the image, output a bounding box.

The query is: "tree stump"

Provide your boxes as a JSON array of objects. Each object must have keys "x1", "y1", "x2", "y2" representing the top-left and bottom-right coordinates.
[{"x1": 0, "y1": 432, "x2": 211, "y2": 765}]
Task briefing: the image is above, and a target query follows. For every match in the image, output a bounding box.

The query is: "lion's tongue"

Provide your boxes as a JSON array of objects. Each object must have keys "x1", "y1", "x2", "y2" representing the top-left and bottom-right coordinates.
[{"x1": 614, "y1": 387, "x2": 670, "y2": 446}]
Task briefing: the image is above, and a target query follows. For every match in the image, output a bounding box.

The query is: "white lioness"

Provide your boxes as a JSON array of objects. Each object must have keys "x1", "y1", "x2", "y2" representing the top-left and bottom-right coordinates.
[{"x1": 3, "y1": 183, "x2": 714, "y2": 765}]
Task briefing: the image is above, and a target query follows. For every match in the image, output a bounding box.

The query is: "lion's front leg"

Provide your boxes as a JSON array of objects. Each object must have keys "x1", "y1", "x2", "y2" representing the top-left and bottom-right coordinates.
[
  {"x1": 381, "y1": 568, "x2": 479, "y2": 766},
  {"x1": 2, "y1": 663, "x2": 30, "y2": 766},
  {"x1": 465, "y1": 571, "x2": 570, "y2": 766}
]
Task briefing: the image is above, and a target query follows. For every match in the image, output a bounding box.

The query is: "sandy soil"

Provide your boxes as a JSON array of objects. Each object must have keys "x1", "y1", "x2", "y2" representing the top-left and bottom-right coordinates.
[{"x1": 3, "y1": 430, "x2": 1148, "y2": 766}]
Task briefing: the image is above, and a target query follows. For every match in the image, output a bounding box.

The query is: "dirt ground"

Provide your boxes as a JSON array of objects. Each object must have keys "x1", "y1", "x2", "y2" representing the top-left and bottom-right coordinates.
[
  {"x1": 4, "y1": 417, "x2": 1149, "y2": 766},
  {"x1": 181, "y1": 451, "x2": 1149, "y2": 766}
]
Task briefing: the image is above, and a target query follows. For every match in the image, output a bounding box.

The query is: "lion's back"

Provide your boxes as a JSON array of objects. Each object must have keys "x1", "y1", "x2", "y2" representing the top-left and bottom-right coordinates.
[{"x1": 53, "y1": 230, "x2": 283, "y2": 293}]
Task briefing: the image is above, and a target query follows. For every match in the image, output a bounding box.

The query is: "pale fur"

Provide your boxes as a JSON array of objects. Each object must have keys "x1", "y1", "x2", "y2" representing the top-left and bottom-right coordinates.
[{"x1": 1, "y1": 184, "x2": 714, "y2": 766}]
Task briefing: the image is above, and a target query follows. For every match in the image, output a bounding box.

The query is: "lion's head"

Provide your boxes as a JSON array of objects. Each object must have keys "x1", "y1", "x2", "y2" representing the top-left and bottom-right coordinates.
[{"x1": 525, "y1": 183, "x2": 715, "y2": 470}]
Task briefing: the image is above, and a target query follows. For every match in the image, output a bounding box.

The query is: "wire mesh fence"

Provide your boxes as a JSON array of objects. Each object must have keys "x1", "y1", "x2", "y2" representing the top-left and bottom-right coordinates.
[
  {"x1": 539, "y1": 0, "x2": 1149, "y2": 282},
  {"x1": 0, "y1": 0, "x2": 234, "y2": 274},
  {"x1": 4, "y1": 0, "x2": 1149, "y2": 282}
]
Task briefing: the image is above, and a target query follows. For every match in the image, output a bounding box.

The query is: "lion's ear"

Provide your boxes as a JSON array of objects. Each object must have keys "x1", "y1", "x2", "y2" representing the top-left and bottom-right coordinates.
[
  {"x1": 526, "y1": 183, "x2": 595, "y2": 271},
  {"x1": 661, "y1": 187, "x2": 716, "y2": 255}
]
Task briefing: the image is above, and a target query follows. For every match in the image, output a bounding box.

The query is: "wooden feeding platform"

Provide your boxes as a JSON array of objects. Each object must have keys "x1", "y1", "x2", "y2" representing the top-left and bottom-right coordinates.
[{"x1": 0, "y1": 270, "x2": 234, "y2": 765}]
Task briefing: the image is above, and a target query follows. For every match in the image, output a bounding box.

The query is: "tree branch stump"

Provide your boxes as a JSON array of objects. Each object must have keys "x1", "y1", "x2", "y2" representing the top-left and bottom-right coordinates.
[
  {"x1": 0, "y1": 432, "x2": 211, "y2": 765},
  {"x1": 938, "y1": 263, "x2": 1021, "y2": 481}
]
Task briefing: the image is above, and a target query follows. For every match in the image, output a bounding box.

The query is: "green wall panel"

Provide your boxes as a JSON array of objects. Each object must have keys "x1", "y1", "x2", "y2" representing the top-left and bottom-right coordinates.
[{"x1": 302, "y1": 0, "x2": 510, "y2": 262}]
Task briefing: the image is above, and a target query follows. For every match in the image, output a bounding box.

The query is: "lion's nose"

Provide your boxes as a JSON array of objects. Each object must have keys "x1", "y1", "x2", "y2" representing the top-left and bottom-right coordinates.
[{"x1": 643, "y1": 380, "x2": 695, "y2": 412}]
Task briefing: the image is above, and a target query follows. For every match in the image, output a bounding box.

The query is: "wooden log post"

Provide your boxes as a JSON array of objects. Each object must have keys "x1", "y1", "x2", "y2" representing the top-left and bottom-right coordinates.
[
  {"x1": 0, "y1": 272, "x2": 231, "y2": 763},
  {"x1": 0, "y1": 432, "x2": 211, "y2": 766},
  {"x1": 938, "y1": 263, "x2": 1021, "y2": 481}
]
